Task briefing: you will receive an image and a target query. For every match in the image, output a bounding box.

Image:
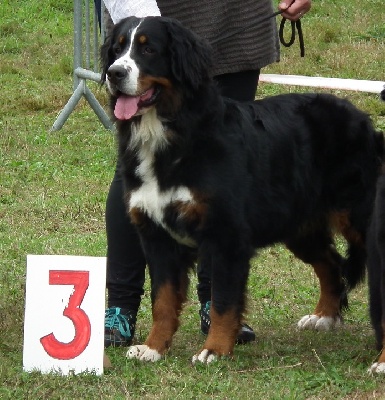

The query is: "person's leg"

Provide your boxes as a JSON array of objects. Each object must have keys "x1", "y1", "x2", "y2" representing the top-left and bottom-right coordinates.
[
  {"x1": 197, "y1": 69, "x2": 260, "y2": 343},
  {"x1": 105, "y1": 161, "x2": 147, "y2": 347},
  {"x1": 215, "y1": 69, "x2": 261, "y2": 102},
  {"x1": 102, "y1": 8, "x2": 145, "y2": 347}
]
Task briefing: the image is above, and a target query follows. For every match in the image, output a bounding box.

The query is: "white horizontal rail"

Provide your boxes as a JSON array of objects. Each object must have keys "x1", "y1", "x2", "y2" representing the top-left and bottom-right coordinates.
[{"x1": 260, "y1": 74, "x2": 385, "y2": 94}]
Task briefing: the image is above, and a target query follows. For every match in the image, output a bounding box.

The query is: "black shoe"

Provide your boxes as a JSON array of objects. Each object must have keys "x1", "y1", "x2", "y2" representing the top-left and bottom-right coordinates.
[
  {"x1": 236, "y1": 323, "x2": 256, "y2": 344},
  {"x1": 199, "y1": 301, "x2": 256, "y2": 344},
  {"x1": 104, "y1": 307, "x2": 136, "y2": 347}
]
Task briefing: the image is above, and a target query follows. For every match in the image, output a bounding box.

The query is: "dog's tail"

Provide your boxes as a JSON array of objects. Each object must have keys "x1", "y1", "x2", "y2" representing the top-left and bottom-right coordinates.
[
  {"x1": 355, "y1": 87, "x2": 385, "y2": 289},
  {"x1": 342, "y1": 105, "x2": 385, "y2": 296},
  {"x1": 342, "y1": 243, "x2": 367, "y2": 293},
  {"x1": 338, "y1": 231, "x2": 371, "y2": 311}
]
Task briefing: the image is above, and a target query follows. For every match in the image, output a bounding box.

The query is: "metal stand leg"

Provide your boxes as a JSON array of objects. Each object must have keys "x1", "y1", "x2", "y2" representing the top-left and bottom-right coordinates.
[
  {"x1": 51, "y1": 0, "x2": 113, "y2": 131},
  {"x1": 51, "y1": 79, "x2": 113, "y2": 132}
]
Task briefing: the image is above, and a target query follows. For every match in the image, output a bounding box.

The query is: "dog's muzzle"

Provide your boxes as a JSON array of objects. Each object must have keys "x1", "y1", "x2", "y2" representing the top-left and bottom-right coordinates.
[{"x1": 107, "y1": 65, "x2": 130, "y2": 86}]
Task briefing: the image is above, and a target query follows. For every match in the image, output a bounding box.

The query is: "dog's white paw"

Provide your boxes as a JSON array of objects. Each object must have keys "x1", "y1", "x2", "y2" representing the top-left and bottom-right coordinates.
[
  {"x1": 192, "y1": 349, "x2": 217, "y2": 364},
  {"x1": 126, "y1": 345, "x2": 162, "y2": 362},
  {"x1": 297, "y1": 314, "x2": 342, "y2": 331},
  {"x1": 368, "y1": 362, "x2": 385, "y2": 374}
]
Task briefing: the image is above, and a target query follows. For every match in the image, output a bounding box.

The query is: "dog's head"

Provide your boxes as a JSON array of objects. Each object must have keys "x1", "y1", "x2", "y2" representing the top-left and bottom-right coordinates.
[{"x1": 101, "y1": 16, "x2": 213, "y2": 120}]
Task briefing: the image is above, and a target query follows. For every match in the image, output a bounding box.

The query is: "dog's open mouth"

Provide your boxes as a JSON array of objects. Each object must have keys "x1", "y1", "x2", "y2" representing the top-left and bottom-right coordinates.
[{"x1": 114, "y1": 87, "x2": 160, "y2": 120}]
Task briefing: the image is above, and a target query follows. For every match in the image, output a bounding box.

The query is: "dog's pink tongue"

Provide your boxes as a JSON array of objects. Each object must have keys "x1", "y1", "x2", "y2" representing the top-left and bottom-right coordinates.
[
  {"x1": 114, "y1": 89, "x2": 155, "y2": 120},
  {"x1": 114, "y1": 95, "x2": 139, "y2": 120}
]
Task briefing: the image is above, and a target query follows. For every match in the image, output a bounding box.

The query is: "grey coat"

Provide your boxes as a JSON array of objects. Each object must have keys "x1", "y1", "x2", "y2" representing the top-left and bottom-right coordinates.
[{"x1": 157, "y1": 0, "x2": 280, "y2": 75}]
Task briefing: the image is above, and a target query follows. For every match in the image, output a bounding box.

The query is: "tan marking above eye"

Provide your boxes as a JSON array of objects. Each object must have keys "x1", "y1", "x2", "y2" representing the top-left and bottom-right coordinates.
[
  {"x1": 138, "y1": 35, "x2": 147, "y2": 44},
  {"x1": 118, "y1": 35, "x2": 125, "y2": 45}
]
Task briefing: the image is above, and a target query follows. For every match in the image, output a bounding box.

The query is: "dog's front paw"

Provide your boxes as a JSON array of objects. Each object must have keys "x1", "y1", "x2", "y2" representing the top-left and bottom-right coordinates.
[
  {"x1": 297, "y1": 314, "x2": 342, "y2": 331},
  {"x1": 126, "y1": 345, "x2": 162, "y2": 362},
  {"x1": 192, "y1": 349, "x2": 218, "y2": 364},
  {"x1": 368, "y1": 362, "x2": 385, "y2": 374}
]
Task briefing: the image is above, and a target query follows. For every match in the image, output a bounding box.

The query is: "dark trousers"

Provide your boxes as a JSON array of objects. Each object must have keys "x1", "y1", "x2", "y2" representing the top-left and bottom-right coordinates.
[{"x1": 106, "y1": 69, "x2": 260, "y2": 312}]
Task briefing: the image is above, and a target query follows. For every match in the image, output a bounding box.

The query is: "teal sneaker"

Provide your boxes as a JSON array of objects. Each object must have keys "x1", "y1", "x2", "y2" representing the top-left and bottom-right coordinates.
[
  {"x1": 104, "y1": 307, "x2": 136, "y2": 347},
  {"x1": 199, "y1": 301, "x2": 256, "y2": 344}
]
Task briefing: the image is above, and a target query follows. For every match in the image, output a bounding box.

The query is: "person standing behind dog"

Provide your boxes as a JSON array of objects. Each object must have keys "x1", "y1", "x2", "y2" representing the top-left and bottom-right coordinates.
[{"x1": 102, "y1": 0, "x2": 311, "y2": 348}]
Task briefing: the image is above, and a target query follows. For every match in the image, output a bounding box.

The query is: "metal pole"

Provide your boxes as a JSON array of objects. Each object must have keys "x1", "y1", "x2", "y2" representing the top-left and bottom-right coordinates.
[
  {"x1": 51, "y1": 82, "x2": 85, "y2": 131},
  {"x1": 85, "y1": 0, "x2": 91, "y2": 69},
  {"x1": 73, "y1": 0, "x2": 82, "y2": 89},
  {"x1": 93, "y1": 4, "x2": 99, "y2": 72},
  {"x1": 51, "y1": 0, "x2": 113, "y2": 131}
]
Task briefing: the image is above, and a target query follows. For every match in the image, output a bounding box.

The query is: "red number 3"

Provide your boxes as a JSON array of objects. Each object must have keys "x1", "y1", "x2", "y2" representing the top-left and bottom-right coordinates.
[{"x1": 40, "y1": 270, "x2": 91, "y2": 360}]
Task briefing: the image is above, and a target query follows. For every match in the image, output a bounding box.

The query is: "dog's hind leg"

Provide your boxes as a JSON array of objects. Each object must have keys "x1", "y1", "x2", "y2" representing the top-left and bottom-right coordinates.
[
  {"x1": 368, "y1": 175, "x2": 385, "y2": 373},
  {"x1": 367, "y1": 217, "x2": 385, "y2": 373},
  {"x1": 286, "y1": 226, "x2": 347, "y2": 331}
]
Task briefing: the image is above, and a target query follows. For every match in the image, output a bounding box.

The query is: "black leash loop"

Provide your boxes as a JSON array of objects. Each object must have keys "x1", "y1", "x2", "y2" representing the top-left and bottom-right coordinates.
[
  {"x1": 210, "y1": 10, "x2": 305, "y2": 58},
  {"x1": 279, "y1": 18, "x2": 305, "y2": 57}
]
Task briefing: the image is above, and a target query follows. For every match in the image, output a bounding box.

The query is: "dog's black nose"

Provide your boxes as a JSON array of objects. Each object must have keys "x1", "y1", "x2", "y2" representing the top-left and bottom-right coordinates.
[{"x1": 107, "y1": 65, "x2": 128, "y2": 83}]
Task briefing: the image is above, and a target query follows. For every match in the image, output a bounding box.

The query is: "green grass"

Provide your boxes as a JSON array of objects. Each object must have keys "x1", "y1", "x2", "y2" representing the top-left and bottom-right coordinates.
[{"x1": 1, "y1": 0, "x2": 385, "y2": 398}]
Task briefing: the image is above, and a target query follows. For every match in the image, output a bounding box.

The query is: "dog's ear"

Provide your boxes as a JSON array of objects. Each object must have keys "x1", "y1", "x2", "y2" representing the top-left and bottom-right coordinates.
[
  {"x1": 162, "y1": 18, "x2": 213, "y2": 92},
  {"x1": 100, "y1": 34, "x2": 113, "y2": 83}
]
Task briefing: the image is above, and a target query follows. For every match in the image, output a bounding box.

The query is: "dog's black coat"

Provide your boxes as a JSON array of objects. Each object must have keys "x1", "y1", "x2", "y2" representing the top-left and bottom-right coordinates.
[
  {"x1": 368, "y1": 172, "x2": 385, "y2": 349},
  {"x1": 367, "y1": 88, "x2": 385, "y2": 370},
  {"x1": 101, "y1": 16, "x2": 384, "y2": 360}
]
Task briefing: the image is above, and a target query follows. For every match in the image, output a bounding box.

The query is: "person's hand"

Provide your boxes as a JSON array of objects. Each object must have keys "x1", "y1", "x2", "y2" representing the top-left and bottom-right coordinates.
[{"x1": 278, "y1": 0, "x2": 311, "y2": 21}]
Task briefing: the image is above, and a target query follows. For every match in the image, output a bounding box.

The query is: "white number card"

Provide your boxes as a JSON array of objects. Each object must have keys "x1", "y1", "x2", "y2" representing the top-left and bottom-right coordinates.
[{"x1": 23, "y1": 255, "x2": 106, "y2": 375}]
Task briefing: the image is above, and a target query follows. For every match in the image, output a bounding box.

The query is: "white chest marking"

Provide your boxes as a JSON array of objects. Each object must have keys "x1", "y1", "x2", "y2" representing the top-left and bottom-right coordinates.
[{"x1": 128, "y1": 111, "x2": 196, "y2": 247}]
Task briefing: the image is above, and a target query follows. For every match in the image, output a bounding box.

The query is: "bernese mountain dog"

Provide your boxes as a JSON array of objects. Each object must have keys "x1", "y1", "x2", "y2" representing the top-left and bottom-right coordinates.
[
  {"x1": 101, "y1": 16, "x2": 384, "y2": 363},
  {"x1": 367, "y1": 87, "x2": 385, "y2": 374}
]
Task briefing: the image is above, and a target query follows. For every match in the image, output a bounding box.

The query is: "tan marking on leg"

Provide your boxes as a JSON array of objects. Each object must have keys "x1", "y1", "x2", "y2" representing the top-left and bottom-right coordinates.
[
  {"x1": 312, "y1": 262, "x2": 341, "y2": 317},
  {"x1": 378, "y1": 350, "x2": 385, "y2": 365},
  {"x1": 144, "y1": 281, "x2": 186, "y2": 355},
  {"x1": 200, "y1": 306, "x2": 239, "y2": 357}
]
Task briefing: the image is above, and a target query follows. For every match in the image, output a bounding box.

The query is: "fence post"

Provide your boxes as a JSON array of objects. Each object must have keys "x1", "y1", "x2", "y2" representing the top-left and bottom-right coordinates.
[{"x1": 51, "y1": 0, "x2": 113, "y2": 132}]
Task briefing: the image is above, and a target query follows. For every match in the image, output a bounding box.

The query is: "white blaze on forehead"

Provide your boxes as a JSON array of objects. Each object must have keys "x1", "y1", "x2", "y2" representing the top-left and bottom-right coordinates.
[{"x1": 108, "y1": 20, "x2": 143, "y2": 95}]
